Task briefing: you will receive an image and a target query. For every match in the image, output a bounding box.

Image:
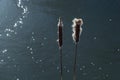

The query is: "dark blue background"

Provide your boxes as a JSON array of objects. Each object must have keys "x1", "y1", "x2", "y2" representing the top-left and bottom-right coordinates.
[{"x1": 0, "y1": 0, "x2": 120, "y2": 80}]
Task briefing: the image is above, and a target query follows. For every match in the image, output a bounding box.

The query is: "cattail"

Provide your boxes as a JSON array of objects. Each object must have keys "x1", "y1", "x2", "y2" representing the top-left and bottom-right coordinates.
[
  {"x1": 72, "y1": 18, "x2": 83, "y2": 43},
  {"x1": 72, "y1": 18, "x2": 83, "y2": 80},
  {"x1": 57, "y1": 17, "x2": 63, "y2": 80},
  {"x1": 57, "y1": 17, "x2": 63, "y2": 48}
]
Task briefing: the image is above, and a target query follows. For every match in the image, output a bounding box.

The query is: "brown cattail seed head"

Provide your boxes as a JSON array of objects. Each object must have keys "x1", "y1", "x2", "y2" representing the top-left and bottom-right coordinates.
[
  {"x1": 72, "y1": 18, "x2": 83, "y2": 43},
  {"x1": 57, "y1": 17, "x2": 63, "y2": 48}
]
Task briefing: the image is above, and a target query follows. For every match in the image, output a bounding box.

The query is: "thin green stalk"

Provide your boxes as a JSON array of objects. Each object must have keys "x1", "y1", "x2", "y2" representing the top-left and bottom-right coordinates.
[
  {"x1": 73, "y1": 43, "x2": 78, "y2": 80},
  {"x1": 59, "y1": 47, "x2": 63, "y2": 80}
]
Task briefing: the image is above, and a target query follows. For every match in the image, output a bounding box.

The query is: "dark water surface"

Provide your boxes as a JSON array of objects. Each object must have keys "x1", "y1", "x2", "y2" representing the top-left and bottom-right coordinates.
[{"x1": 0, "y1": 0, "x2": 120, "y2": 80}]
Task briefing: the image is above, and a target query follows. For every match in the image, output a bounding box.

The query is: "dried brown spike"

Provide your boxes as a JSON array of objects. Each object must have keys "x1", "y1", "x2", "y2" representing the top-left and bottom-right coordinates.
[
  {"x1": 57, "y1": 17, "x2": 63, "y2": 48},
  {"x1": 72, "y1": 18, "x2": 83, "y2": 43}
]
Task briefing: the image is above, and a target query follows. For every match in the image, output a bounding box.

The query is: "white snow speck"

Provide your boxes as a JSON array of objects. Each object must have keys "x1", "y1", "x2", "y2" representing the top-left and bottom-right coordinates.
[
  {"x1": 82, "y1": 65, "x2": 86, "y2": 68},
  {"x1": 16, "y1": 78, "x2": 20, "y2": 80},
  {"x1": 106, "y1": 74, "x2": 109, "y2": 77},
  {"x1": 32, "y1": 32, "x2": 34, "y2": 35},
  {"x1": 27, "y1": 46, "x2": 30, "y2": 49},
  {"x1": 7, "y1": 56, "x2": 11, "y2": 59},
  {"x1": 94, "y1": 37, "x2": 97, "y2": 40},
  {"x1": 30, "y1": 48, "x2": 33, "y2": 51},
  {"x1": 98, "y1": 67, "x2": 102, "y2": 70},
  {"x1": 30, "y1": 51, "x2": 33, "y2": 54},
  {"x1": 117, "y1": 49, "x2": 120, "y2": 52},
  {"x1": 42, "y1": 70, "x2": 45, "y2": 72},
  {"x1": 91, "y1": 62, "x2": 95, "y2": 66},
  {"x1": 41, "y1": 43, "x2": 44, "y2": 46},
  {"x1": 32, "y1": 57, "x2": 34, "y2": 59},
  {"x1": 44, "y1": 37, "x2": 47, "y2": 40},
  {"x1": 6, "y1": 33, "x2": 11, "y2": 37},
  {"x1": 0, "y1": 59, "x2": 4, "y2": 62},
  {"x1": 67, "y1": 69, "x2": 70, "y2": 72},
  {"x1": 109, "y1": 18, "x2": 112, "y2": 22},
  {"x1": 57, "y1": 66, "x2": 59, "y2": 70},
  {"x1": 39, "y1": 60, "x2": 42, "y2": 62},
  {"x1": 80, "y1": 68, "x2": 83, "y2": 71},
  {"x1": 2, "y1": 49, "x2": 8, "y2": 53}
]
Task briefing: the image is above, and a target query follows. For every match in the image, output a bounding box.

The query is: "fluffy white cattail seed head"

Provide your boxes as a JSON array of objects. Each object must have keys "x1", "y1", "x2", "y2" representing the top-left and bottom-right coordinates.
[{"x1": 72, "y1": 18, "x2": 83, "y2": 43}]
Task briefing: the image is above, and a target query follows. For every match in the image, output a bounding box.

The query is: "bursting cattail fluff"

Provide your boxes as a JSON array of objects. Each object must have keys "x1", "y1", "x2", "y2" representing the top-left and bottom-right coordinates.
[
  {"x1": 72, "y1": 18, "x2": 83, "y2": 43},
  {"x1": 57, "y1": 17, "x2": 63, "y2": 48}
]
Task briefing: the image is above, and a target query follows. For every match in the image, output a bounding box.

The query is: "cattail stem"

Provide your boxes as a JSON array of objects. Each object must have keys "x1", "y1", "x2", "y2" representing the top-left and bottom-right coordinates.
[
  {"x1": 73, "y1": 43, "x2": 78, "y2": 80},
  {"x1": 57, "y1": 17, "x2": 63, "y2": 80},
  {"x1": 59, "y1": 47, "x2": 63, "y2": 80},
  {"x1": 72, "y1": 18, "x2": 83, "y2": 80}
]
